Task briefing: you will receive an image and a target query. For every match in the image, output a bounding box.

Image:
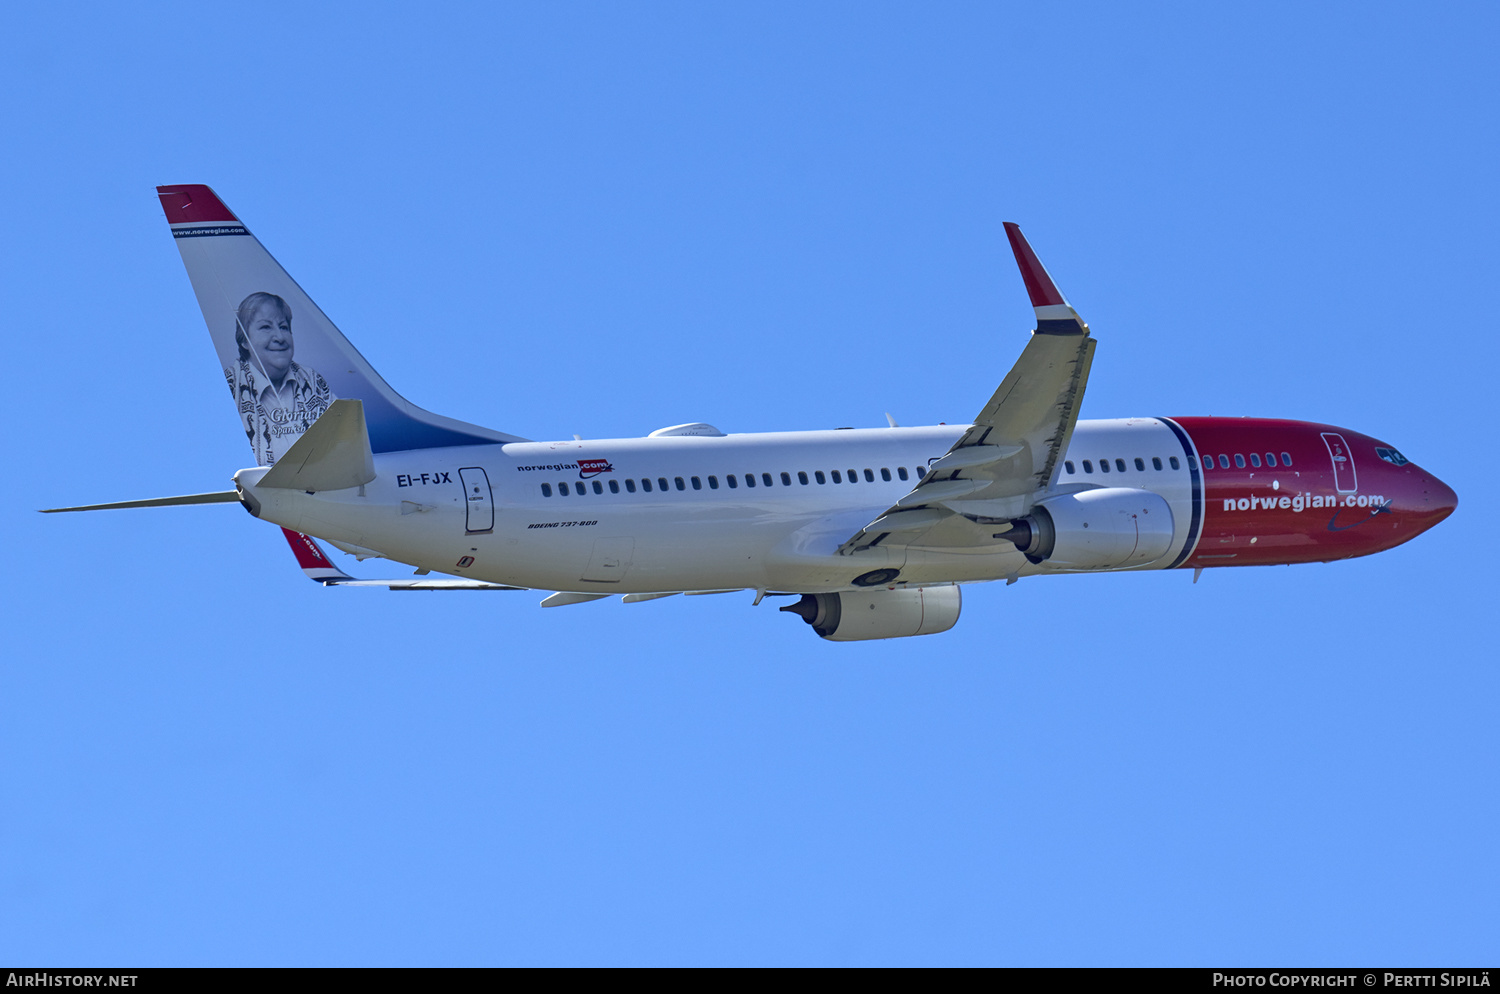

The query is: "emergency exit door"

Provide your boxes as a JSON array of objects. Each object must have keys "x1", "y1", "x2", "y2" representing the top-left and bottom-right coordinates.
[{"x1": 458, "y1": 467, "x2": 494, "y2": 533}]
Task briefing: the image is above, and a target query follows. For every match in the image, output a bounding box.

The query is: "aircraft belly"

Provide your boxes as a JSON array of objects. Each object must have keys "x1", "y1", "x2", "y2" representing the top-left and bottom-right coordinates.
[{"x1": 505, "y1": 504, "x2": 778, "y2": 593}]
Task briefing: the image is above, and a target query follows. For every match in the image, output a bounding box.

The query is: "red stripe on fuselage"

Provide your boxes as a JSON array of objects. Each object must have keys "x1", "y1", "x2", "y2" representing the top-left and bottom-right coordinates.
[{"x1": 1171, "y1": 417, "x2": 1455, "y2": 568}]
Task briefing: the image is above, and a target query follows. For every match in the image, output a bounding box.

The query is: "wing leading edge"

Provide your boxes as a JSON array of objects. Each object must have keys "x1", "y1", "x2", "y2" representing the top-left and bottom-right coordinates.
[
  {"x1": 838, "y1": 223, "x2": 1095, "y2": 554},
  {"x1": 281, "y1": 528, "x2": 527, "y2": 591}
]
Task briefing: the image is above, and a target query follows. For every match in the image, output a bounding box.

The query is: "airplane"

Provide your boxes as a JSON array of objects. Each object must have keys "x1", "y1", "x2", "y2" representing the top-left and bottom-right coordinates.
[{"x1": 41, "y1": 184, "x2": 1458, "y2": 640}]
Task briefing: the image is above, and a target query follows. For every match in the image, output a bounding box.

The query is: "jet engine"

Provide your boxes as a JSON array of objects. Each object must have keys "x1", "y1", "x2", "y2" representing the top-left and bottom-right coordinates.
[
  {"x1": 780, "y1": 586, "x2": 962, "y2": 641},
  {"x1": 995, "y1": 487, "x2": 1174, "y2": 570}
]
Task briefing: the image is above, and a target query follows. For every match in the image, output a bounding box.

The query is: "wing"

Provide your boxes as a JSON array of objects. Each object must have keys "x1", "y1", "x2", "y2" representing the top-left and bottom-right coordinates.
[
  {"x1": 281, "y1": 528, "x2": 527, "y2": 591},
  {"x1": 838, "y1": 223, "x2": 1095, "y2": 554}
]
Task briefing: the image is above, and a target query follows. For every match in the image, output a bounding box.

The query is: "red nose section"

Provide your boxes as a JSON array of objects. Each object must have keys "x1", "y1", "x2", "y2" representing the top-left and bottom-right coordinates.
[{"x1": 1424, "y1": 474, "x2": 1458, "y2": 525}]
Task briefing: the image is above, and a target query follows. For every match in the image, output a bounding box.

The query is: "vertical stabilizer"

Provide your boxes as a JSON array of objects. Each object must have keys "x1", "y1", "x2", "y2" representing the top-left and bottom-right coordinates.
[{"x1": 157, "y1": 184, "x2": 526, "y2": 465}]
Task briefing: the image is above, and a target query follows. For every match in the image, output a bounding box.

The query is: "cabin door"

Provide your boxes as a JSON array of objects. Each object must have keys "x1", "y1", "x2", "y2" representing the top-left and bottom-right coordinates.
[
  {"x1": 458, "y1": 467, "x2": 494, "y2": 533},
  {"x1": 1320, "y1": 433, "x2": 1359, "y2": 493}
]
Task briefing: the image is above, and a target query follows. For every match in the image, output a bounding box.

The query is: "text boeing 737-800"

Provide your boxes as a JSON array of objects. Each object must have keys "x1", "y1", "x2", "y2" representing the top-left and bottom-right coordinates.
[{"x1": 42, "y1": 185, "x2": 1457, "y2": 641}]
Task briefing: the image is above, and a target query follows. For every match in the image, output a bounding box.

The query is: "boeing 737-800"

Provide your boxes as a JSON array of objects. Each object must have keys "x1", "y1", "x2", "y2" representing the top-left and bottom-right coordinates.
[{"x1": 42, "y1": 185, "x2": 1458, "y2": 640}]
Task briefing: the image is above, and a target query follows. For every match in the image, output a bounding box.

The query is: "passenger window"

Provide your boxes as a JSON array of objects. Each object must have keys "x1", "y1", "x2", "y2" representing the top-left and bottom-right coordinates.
[
  {"x1": 727, "y1": 475, "x2": 738, "y2": 489},
  {"x1": 1202, "y1": 455, "x2": 1213, "y2": 470},
  {"x1": 559, "y1": 482, "x2": 570, "y2": 496},
  {"x1": 626, "y1": 479, "x2": 637, "y2": 493},
  {"x1": 1249, "y1": 453, "x2": 1261, "y2": 467},
  {"x1": 1152, "y1": 457, "x2": 1163, "y2": 470},
  {"x1": 641, "y1": 478, "x2": 652, "y2": 492},
  {"x1": 831, "y1": 470, "x2": 842, "y2": 483},
  {"x1": 744, "y1": 473, "x2": 755, "y2": 488},
  {"x1": 541, "y1": 483, "x2": 553, "y2": 497},
  {"x1": 1083, "y1": 460, "x2": 1094, "y2": 473},
  {"x1": 1169, "y1": 457, "x2": 1180, "y2": 470},
  {"x1": 847, "y1": 469, "x2": 858, "y2": 483},
  {"x1": 780, "y1": 472, "x2": 792, "y2": 486},
  {"x1": 1134, "y1": 458, "x2": 1145, "y2": 471},
  {"x1": 1219, "y1": 455, "x2": 1231, "y2": 469},
  {"x1": 592, "y1": 481, "x2": 603, "y2": 494},
  {"x1": 1065, "y1": 461, "x2": 1075, "y2": 474},
  {"x1": 675, "y1": 477, "x2": 686, "y2": 491},
  {"x1": 1234, "y1": 454, "x2": 1246, "y2": 469},
  {"x1": 863, "y1": 469, "x2": 874, "y2": 482},
  {"x1": 881, "y1": 468, "x2": 891, "y2": 481},
  {"x1": 797, "y1": 471, "x2": 809, "y2": 485},
  {"x1": 690, "y1": 476, "x2": 701, "y2": 490},
  {"x1": 815, "y1": 471, "x2": 826, "y2": 484},
  {"x1": 576, "y1": 483, "x2": 586, "y2": 496},
  {"x1": 897, "y1": 466, "x2": 909, "y2": 481},
  {"x1": 762, "y1": 473, "x2": 773, "y2": 487},
  {"x1": 708, "y1": 476, "x2": 719, "y2": 489},
  {"x1": 609, "y1": 480, "x2": 620, "y2": 493},
  {"x1": 1100, "y1": 459, "x2": 1111, "y2": 473},
  {"x1": 1116, "y1": 459, "x2": 1127, "y2": 472},
  {"x1": 1265, "y1": 453, "x2": 1277, "y2": 467},
  {"x1": 1281, "y1": 452, "x2": 1292, "y2": 466}
]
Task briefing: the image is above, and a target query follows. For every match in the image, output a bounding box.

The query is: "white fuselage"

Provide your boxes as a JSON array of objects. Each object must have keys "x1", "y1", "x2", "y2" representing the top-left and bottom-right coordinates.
[{"x1": 240, "y1": 418, "x2": 1202, "y2": 593}]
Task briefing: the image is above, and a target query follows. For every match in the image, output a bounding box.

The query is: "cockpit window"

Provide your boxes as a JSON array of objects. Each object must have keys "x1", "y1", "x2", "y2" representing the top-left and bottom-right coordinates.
[{"x1": 1376, "y1": 446, "x2": 1409, "y2": 466}]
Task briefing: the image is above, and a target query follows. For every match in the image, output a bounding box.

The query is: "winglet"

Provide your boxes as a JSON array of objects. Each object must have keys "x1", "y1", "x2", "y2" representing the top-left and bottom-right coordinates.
[
  {"x1": 1003, "y1": 222, "x2": 1086, "y2": 334},
  {"x1": 282, "y1": 528, "x2": 353, "y2": 583}
]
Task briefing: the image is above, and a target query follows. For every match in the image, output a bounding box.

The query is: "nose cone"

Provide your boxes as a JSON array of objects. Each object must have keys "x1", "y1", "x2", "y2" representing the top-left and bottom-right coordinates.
[{"x1": 1423, "y1": 473, "x2": 1458, "y2": 525}]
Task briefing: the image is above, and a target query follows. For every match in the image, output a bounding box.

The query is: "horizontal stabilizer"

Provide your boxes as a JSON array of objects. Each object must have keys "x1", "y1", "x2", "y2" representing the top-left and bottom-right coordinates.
[
  {"x1": 40, "y1": 491, "x2": 240, "y2": 513},
  {"x1": 258, "y1": 399, "x2": 376, "y2": 492}
]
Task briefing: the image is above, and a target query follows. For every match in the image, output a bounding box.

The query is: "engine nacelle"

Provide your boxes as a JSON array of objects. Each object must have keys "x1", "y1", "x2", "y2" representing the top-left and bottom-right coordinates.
[
  {"x1": 780, "y1": 586, "x2": 962, "y2": 641},
  {"x1": 999, "y1": 487, "x2": 1174, "y2": 570}
]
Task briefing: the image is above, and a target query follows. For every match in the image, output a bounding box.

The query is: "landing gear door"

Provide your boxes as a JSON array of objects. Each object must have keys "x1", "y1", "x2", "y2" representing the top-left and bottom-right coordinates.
[
  {"x1": 458, "y1": 467, "x2": 494, "y2": 533},
  {"x1": 1320, "y1": 433, "x2": 1358, "y2": 493}
]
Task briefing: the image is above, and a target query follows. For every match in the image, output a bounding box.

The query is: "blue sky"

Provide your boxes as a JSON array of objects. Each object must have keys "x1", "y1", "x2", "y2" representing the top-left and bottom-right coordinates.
[{"x1": 2, "y1": 1, "x2": 1496, "y2": 966}]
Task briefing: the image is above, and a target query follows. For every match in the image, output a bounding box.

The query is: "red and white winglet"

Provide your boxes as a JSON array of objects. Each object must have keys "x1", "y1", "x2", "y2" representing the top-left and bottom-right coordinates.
[
  {"x1": 1003, "y1": 222, "x2": 1087, "y2": 334},
  {"x1": 280, "y1": 528, "x2": 527, "y2": 591}
]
